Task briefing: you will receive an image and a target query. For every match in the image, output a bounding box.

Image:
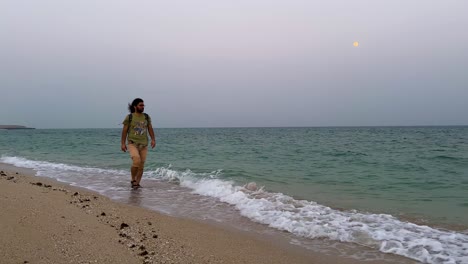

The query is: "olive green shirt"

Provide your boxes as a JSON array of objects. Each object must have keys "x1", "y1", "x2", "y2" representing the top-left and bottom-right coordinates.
[{"x1": 122, "y1": 113, "x2": 152, "y2": 146}]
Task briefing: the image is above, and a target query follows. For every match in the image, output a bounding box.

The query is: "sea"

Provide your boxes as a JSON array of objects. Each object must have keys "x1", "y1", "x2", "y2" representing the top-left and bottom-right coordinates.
[{"x1": 1, "y1": 126, "x2": 467, "y2": 264}]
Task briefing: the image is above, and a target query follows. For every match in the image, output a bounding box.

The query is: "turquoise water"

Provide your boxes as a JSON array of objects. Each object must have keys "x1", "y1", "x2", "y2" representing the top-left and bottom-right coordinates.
[{"x1": 1, "y1": 127, "x2": 468, "y2": 263}]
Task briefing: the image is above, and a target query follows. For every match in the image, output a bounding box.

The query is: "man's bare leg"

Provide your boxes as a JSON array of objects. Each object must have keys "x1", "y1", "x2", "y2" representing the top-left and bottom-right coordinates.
[
  {"x1": 135, "y1": 147, "x2": 148, "y2": 186},
  {"x1": 131, "y1": 166, "x2": 138, "y2": 183},
  {"x1": 136, "y1": 165, "x2": 144, "y2": 185}
]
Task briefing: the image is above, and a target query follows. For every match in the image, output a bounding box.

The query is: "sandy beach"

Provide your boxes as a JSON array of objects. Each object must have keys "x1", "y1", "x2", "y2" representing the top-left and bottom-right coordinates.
[{"x1": 0, "y1": 164, "x2": 414, "y2": 264}]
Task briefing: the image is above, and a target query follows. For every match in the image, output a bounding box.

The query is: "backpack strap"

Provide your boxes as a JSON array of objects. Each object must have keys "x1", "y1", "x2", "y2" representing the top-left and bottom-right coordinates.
[{"x1": 127, "y1": 114, "x2": 132, "y2": 134}]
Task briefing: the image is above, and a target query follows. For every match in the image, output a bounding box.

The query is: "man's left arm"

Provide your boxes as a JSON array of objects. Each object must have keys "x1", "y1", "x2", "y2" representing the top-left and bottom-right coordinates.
[{"x1": 148, "y1": 124, "x2": 156, "y2": 148}]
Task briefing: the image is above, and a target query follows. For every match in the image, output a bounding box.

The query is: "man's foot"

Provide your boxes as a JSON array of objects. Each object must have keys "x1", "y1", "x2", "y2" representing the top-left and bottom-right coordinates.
[{"x1": 131, "y1": 180, "x2": 138, "y2": 188}]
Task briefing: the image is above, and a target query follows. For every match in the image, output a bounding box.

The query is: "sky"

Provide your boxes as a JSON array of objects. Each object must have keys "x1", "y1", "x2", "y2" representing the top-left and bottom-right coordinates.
[{"x1": 1, "y1": 0, "x2": 467, "y2": 128}]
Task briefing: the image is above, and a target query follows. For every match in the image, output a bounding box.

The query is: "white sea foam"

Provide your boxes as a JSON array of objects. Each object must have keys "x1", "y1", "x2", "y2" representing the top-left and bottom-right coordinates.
[
  {"x1": 0, "y1": 156, "x2": 128, "y2": 180},
  {"x1": 2, "y1": 156, "x2": 468, "y2": 264},
  {"x1": 150, "y1": 166, "x2": 468, "y2": 264}
]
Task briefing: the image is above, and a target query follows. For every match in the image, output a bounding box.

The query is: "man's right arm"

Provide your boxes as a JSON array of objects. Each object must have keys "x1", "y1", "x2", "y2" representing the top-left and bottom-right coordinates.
[{"x1": 121, "y1": 125, "x2": 128, "y2": 152}]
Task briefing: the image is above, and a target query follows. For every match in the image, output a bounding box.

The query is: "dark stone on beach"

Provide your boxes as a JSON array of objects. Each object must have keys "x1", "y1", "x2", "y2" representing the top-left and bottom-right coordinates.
[
  {"x1": 61, "y1": 216, "x2": 65, "y2": 218},
  {"x1": 7, "y1": 176, "x2": 14, "y2": 180},
  {"x1": 120, "y1": 223, "x2": 129, "y2": 229},
  {"x1": 44, "y1": 184, "x2": 52, "y2": 188},
  {"x1": 35, "y1": 182, "x2": 43, "y2": 186},
  {"x1": 152, "y1": 234, "x2": 158, "y2": 239},
  {"x1": 139, "y1": 250, "x2": 148, "y2": 256},
  {"x1": 147, "y1": 221, "x2": 152, "y2": 225},
  {"x1": 139, "y1": 245, "x2": 146, "y2": 250},
  {"x1": 16, "y1": 172, "x2": 18, "y2": 174},
  {"x1": 129, "y1": 244, "x2": 136, "y2": 248},
  {"x1": 101, "y1": 212, "x2": 106, "y2": 216},
  {"x1": 24, "y1": 261, "x2": 29, "y2": 264},
  {"x1": 73, "y1": 192, "x2": 79, "y2": 196}
]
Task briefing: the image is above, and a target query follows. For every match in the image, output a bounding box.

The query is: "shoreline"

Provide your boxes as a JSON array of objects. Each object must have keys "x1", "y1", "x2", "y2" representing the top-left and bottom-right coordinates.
[{"x1": 1, "y1": 163, "x2": 408, "y2": 264}]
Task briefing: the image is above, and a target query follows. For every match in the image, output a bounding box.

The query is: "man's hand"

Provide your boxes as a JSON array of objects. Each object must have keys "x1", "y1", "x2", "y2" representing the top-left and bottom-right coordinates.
[
  {"x1": 121, "y1": 143, "x2": 127, "y2": 152},
  {"x1": 151, "y1": 139, "x2": 156, "y2": 149}
]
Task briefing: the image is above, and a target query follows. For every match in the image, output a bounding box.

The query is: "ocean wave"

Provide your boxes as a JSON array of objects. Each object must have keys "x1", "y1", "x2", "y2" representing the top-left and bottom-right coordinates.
[
  {"x1": 150, "y1": 166, "x2": 468, "y2": 264},
  {"x1": 0, "y1": 156, "x2": 128, "y2": 178},
  {"x1": 432, "y1": 155, "x2": 461, "y2": 160},
  {"x1": 2, "y1": 155, "x2": 468, "y2": 264}
]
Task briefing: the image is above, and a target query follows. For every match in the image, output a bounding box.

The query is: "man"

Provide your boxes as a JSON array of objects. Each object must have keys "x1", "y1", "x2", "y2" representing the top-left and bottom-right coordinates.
[{"x1": 121, "y1": 98, "x2": 156, "y2": 189}]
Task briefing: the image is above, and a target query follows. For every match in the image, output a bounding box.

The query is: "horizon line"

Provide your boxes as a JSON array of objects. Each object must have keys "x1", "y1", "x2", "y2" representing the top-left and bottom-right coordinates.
[{"x1": 11, "y1": 124, "x2": 468, "y2": 130}]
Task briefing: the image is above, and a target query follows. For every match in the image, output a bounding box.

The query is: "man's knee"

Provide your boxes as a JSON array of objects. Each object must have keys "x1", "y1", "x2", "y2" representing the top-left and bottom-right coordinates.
[{"x1": 132, "y1": 156, "x2": 142, "y2": 167}]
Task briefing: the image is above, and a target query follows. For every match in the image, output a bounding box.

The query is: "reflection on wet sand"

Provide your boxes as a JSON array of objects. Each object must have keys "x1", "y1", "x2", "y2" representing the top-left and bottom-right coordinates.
[{"x1": 128, "y1": 188, "x2": 143, "y2": 206}]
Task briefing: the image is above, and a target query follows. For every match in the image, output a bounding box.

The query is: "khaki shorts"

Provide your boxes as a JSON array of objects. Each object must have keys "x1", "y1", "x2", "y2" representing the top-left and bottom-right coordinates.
[{"x1": 127, "y1": 143, "x2": 148, "y2": 168}]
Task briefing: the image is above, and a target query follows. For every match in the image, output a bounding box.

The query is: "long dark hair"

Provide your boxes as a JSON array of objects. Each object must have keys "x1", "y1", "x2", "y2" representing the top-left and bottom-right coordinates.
[{"x1": 128, "y1": 98, "x2": 143, "y2": 113}]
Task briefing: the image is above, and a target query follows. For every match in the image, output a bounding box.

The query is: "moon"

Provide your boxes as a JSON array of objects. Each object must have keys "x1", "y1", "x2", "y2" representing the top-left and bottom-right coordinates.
[{"x1": 353, "y1": 41, "x2": 359, "y2": 47}]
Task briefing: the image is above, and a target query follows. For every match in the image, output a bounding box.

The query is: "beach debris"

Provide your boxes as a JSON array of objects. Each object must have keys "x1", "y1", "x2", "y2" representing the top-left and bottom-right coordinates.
[
  {"x1": 7, "y1": 176, "x2": 14, "y2": 180},
  {"x1": 120, "y1": 223, "x2": 129, "y2": 229},
  {"x1": 139, "y1": 250, "x2": 149, "y2": 256},
  {"x1": 33, "y1": 182, "x2": 43, "y2": 186},
  {"x1": 44, "y1": 184, "x2": 52, "y2": 188},
  {"x1": 244, "y1": 182, "x2": 258, "y2": 191},
  {"x1": 147, "y1": 221, "x2": 152, "y2": 225},
  {"x1": 73, "y1": 192, "x2": 79, "y2": 196},
  {"x1": 153, "y1": 234, "x2": 158, "y2": 239},
  {"x1": 79, "y1": 198, "x2": 90, "y2": 203},
  {"x1": 0, "y1": 171, "x2": 7, "y2": 176},
  {"x1": 101, "y1": 212, "x2": 106, "y2": 216}
]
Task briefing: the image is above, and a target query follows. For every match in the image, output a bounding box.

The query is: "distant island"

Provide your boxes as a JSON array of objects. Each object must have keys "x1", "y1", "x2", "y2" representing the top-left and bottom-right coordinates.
[{"x1": 0, "y1": 125, "x2": 35, "y2": 130}]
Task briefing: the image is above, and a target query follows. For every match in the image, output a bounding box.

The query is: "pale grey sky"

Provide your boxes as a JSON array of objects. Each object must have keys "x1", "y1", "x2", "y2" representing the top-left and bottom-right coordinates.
[{"x1": 1, "y1": 0, "x2": 467, "y2": 128}]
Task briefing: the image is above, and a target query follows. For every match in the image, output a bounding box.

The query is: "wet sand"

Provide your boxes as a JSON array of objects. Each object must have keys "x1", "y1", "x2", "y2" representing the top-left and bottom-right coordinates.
[{"x1": 0, "y1": 164, "x2": 412, "y2": 264}]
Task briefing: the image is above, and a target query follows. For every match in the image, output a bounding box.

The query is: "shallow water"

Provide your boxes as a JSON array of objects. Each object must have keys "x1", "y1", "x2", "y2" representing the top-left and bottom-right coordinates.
[{"x1": 1, "y1": 126, "x2": 468, "y2": 263}]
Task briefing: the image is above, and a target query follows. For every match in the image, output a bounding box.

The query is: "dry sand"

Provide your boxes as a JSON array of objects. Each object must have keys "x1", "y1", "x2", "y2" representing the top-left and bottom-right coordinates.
[{"x1": 0, "y1": 164, "x2": 410, "y2": 264}]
